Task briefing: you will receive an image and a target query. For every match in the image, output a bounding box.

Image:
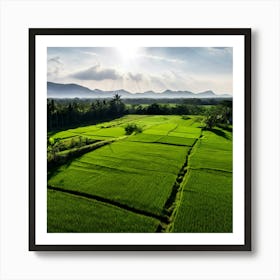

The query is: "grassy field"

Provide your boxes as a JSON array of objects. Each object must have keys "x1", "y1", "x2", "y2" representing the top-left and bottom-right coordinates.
[
  {"x1": 172, "y1": 127, "x2": 233, "y2": 232},
  {"x1": 171, "y1": 169, "x2": 232, "y2": 232},
  {"x1": 190, "y1": 128, "x2": 232, "y2": 172},
  {"x1": 49, "y1": 115, "x2": 145, "y2": 141},
  {"x1": 48, "y1": 189, "x2": 159, "y2": 232},
  {"x1": 48, "y1": 141, "x2": 187, "y2": 216},
  {"x1": 47, "y1": 114, "x2": 232, "y2": 233}
]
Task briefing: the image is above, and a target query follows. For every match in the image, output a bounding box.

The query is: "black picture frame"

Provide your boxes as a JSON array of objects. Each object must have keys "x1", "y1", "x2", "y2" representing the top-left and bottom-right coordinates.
[{"x1": 29, "y1": 28, "x2": 251, "y2": 251}]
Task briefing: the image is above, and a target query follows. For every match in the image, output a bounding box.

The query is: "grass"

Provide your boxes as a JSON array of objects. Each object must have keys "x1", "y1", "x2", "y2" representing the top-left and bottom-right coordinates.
[
  {"x1": 48, "y1": 189, "x2": 159, "y2": 232},
  {"x1": 156, "y1": 135, "x2": 196, "y2": 146},
  {"x1": 50, "y1": 115, "x2": 146, "y2": 140},
  {"x1": 48, "y1": 115, "x2": 233, "y2": 233},
  {"x1": 172, "y1": 169, "x2": 232, "y2": 232},
  {"x1": 126, "y1": 133, "x2": 196, "y2": 146},
  {"x1": 171, "y1": 127, "x2": 233, "y2": 233},
  {"x1": 190, "y1": 129, "x2": 232, "y2": 172},
  {"x1": 48, "y1": 141, "x2": 188, "y2": 216},
  {"x1": 50, "y1": 115, "x2": 202, "y2": 145},
  {"x1": 125, "y1": 133, "x2": 163, "y2": 143}
]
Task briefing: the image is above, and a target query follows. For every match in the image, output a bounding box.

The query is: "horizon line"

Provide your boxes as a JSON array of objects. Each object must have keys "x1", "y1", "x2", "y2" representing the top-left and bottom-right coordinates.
[{"x1": 47, "y1": 81, "x2": 233, "y2": 96}]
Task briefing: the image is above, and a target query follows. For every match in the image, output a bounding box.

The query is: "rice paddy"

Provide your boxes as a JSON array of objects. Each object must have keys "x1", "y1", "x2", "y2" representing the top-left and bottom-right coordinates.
[{"x1": 47, "y1": 115, "x2": 232, "y2": 233}]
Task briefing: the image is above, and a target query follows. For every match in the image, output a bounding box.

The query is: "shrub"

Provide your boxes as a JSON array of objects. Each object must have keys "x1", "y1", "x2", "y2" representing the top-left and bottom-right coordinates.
[
  {"x1": 124, "y1": 123, "x2": 142, "y2": 135},
  {"x1": 204, "y1": 115, "x2": 217, "y2": 130}
]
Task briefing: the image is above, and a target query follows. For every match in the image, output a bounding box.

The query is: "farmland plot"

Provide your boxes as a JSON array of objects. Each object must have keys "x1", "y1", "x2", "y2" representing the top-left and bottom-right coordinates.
[
  {"x1": 50, "y1": 115, "x2": 146, "y2": 141},
  {"x1": 172, "y1": 128, "x2": 233, "y2": 232},
  {"x1": 48, "y1": 115, "x2": 232, "y2": 233},
  {"x1": 48, "y1": 189, "x2": 159, "y2": 232},
  {"x1": 190, "y1": 129, "x2": 232, "y2": 172},
  {"x1": 172, "y1": 169, "x2": 232, "y2": 232},
  {"x1": 126, "y1": 115, "x2": 202, "y2": 146},
  {"x1": 50, "y1": 115, "x2": 202, "y2": 148},
  {"x1": 48, "y1": 141, "x2": 188, "y2": 216}
]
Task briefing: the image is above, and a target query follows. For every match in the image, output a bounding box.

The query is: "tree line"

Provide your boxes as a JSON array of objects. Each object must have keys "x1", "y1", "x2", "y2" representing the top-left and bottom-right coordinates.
[
  {"x1": 48, "y1": 95, "x2": 232, "y2": 131},
  {"x1": 47, "y1": 94, "x2": 125, "y2": 130}
]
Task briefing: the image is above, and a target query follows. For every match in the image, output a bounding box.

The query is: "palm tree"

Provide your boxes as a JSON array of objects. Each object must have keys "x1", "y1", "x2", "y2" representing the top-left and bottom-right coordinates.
[
  {"x1": 110, "y1": 94, "x2": 125, "y2": 116},
  {"x1": 113, "y1": 93, "x2": 121, "y2": 103}
]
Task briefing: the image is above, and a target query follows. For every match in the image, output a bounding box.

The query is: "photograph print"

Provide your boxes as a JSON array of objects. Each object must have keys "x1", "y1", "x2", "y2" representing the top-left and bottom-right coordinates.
[{"x1": 29, "y1": 29, "x2": 251, "y2": 250}]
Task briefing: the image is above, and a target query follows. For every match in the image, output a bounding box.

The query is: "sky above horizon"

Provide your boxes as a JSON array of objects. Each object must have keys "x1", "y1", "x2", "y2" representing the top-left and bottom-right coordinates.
[{"x1": 47, "y1": 47, "x2": 233, "y2": 95}]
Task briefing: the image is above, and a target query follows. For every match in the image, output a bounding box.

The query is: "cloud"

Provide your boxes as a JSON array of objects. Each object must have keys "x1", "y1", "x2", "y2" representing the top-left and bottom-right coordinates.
[
  {"x1": 206, "y1": 47, "x2": 233, "y2": 56},
  {"x1": 71, "y1": 64, "x2": 122, "y2": 81},
  {"x1": 79, "y1": 50, "x2": 99, "y2": 57},
  {"x1": 149, "y1": 75, "x2": 167, "y2": 90},
  {"x1": 48, "y1": 56, "x2": 62, "y2": 65},
  {"x1": 126, "y1": 72, "x2": 143, "y2": 82},
  {"x1": 47, "y1": 56, "x2": 63, "y2": 78},
  {"x1": 140, "y1": 54, "x2": 184, "y2": 64}
]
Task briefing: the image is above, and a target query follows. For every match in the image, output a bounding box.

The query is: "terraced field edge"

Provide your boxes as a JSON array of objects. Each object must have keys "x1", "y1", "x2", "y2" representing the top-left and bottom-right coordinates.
[
  {"x1": 48, "y1": 185, "x2": 168, "y2": 224},
  {"x1": 157, "y1": 129, "x2": 204, "y2": 232}
]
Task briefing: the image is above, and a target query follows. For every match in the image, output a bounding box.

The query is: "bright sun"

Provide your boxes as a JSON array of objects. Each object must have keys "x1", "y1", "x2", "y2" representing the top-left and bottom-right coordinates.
[{"x1": 116, "y1": 47, "x2": 139, "y2": 62}]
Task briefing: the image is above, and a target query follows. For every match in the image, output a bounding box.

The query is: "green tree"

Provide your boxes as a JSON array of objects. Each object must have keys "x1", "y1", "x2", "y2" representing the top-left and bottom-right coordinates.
[
  {"x1": 125, "y1": 123, "x2": 142, "y2": 135},
  {"x1": 109, "y1": 94, "x2": 125, "y2": 116}
]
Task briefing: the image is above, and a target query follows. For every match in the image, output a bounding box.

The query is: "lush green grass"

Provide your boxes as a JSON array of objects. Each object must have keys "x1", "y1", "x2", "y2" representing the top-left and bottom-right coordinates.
[
  {"x1": 144, "y1": 123, "x2": 177, "y2": 135},
  {"x1": 157, "y1": 135, "x2": 196, "y2": 146},
  {"x1": 198, "y1": 128, "x2": 232, "y2": 150},
  {"x1": 50, "y1": 115, "x2": 203, "y2": 144},
  {"x1": 172, "y1": 127, "x2": 233, "y2": 233},
  {"x1": 172, "y1": 169, "x2": 232, "y2": 232},
  {"x1": 85, "y1": 126, "x2": 124, "y2": 137},
  {"x1": 48, "y1": 115, "x2": 233, "y2": 233},
  {"x1": 48, "y1": 141, "x2": 188, "y2": 216},
  {"x1": 124, "y1": 115, "x2": 201, "y2": 146},
  {"x1": 125, "y1": 133, "x2": 163, "y2": 143},
  {"x1": 50, "y1": 115, "x2": 146, "y2": 140},
  {"x1": 190, "y1": 128, "x2": 232, "y2": 172},
  {"x1": 126, "y1": 133, "x2": 196, "y2": 146},
  {"x1": 48, "y1": 190, "x2": 159, "y2": 232},
  {"x1": 190, "y1": 147, "x2": 232, "y2": 172}
]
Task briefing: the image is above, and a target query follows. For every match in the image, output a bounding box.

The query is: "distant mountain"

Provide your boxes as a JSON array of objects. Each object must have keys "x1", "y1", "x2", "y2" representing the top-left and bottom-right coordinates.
[
  {"x1": 48, "y1": 82, "x2": 93, "y2": 98},
  {"x1": 143, "y1": 90, "x2": 156, "y2": 95},
  {"x1": 219, "y1": 93, "x2": 232, "y2": 98},
  {"x1": 160, "y1": 90, "x2": 194, "y2": 98},
  {"x1": 47, "y1": 82, "x2": 232, "y2": 99},
  {"x1": 196, "y1": 90, "x2": 216, "y2": 98}
]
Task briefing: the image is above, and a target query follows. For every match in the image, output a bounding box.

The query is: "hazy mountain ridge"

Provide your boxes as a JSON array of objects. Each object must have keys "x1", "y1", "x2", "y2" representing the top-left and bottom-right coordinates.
[{"x1": 47, "y1": 82, "x2": 232, "y2": 99}]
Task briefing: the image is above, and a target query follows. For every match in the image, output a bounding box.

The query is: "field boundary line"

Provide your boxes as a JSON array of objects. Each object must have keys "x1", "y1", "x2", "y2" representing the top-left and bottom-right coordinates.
[
  {"x1": 190, "y1": 167, "x2": 232, "y2": 174},
  {"x1": 128, "y1": 140, "x2": 191, "y2": 147},
  {"x1": 48, "y1": 185, "x2": 168, "y2": 223},
  {"x1": 160, "y1": 129, "x2": 204, "y2": 233},
  {"x1": 166, "y1": 123, "x2": 179, "y2": 136}
]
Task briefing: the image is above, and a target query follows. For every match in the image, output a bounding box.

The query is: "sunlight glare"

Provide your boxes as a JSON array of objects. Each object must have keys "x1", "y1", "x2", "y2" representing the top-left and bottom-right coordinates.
[{"x1": 116, "y1": 47, "x2": 139, "y2": 62}]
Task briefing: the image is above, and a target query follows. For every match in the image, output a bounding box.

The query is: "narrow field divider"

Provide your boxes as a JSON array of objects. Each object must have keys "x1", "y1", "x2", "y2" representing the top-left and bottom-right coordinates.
[
  {"x1": 48, "y1": 137, "x2": 127, "y2": 171},
  {"x1": 158, "y1": 129, "x2": 204, "y2": 232},
  {"x1": 48, "y1": 185, "x2": 168, "y2": 224}
]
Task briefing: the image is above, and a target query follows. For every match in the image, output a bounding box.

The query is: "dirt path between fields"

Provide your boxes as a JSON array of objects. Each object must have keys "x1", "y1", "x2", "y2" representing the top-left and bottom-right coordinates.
[{"x1": 157, "y1": 129, "x2": 203, "y2": 232}]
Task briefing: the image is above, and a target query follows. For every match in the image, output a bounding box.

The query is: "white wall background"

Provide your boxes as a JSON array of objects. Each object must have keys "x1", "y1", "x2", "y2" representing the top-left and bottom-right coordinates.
[{"x1": 0, "y1": 0, "x2": 279, "y2": 279}]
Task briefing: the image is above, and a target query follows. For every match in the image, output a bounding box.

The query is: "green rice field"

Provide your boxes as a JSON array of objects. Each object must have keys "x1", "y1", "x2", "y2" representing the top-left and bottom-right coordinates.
[
  {"x1": 48, "y1": 190, "x2": 159, "y2": 232},
  {"x1": 47, "y1": 114, "x2": 233, "y2": 233}
]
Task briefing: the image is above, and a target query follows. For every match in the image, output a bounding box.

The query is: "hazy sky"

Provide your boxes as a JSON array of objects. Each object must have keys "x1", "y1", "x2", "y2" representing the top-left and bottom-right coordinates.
[{"x1": 47, "y1": 47, "x2": 232, "y2": 95}]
